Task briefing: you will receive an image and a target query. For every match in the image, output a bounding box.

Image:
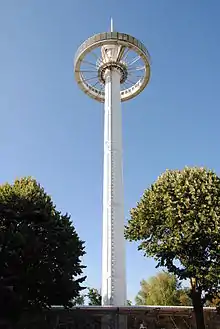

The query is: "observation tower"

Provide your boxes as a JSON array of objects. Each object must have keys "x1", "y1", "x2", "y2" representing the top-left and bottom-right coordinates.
[{"x1": 74, "y1": 21, "x2": 150, "y2": 306}]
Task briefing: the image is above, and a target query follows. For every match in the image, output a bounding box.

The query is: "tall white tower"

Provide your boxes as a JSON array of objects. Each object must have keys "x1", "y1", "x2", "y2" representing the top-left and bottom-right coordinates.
[{"x1": 74, "y1": 22, "x2": 150, "y2": 306}]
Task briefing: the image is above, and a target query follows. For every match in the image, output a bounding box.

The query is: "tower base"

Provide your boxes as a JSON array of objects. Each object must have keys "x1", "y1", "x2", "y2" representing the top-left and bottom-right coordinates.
[{"x1": 102, "y1": 312, "x2": 127, "y2": 329}]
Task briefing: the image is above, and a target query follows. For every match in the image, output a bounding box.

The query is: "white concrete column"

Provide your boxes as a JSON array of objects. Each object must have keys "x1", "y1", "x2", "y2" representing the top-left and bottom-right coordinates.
[{"x1": 101, "y1": 67, "x2": 126, "y2": 306}]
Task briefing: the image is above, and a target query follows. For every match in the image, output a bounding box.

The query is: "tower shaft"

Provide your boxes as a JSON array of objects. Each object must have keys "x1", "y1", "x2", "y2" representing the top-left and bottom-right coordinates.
[{"x1": 102, "y1": 67, "x2": 126, "y2": 306}]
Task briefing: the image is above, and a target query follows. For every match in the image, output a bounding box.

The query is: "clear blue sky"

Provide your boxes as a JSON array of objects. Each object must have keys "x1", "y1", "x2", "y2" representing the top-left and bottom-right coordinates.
[{"x1": 1, "y1": 0, "x2": 220, "y2": 302}]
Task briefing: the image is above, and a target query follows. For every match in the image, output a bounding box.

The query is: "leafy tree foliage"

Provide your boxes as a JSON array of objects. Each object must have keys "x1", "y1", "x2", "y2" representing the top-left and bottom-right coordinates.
[
  {"x1": 206, "y1": 294, "x2": 220, "y2": 307},
  {"x1": 0, "y1": 177, "x2": 86, "y2": 324},
  {"x1": 86, "y1": 287, "x2": 133, "y2": 306},
  {"x1": 87, "y1": 288, "x2": 102, "y2": 305},
  {"x1": 73, "y1": 294, "x2": 85, "y2": 306},
  {"x1": 125, "y1": 167, "x2": 220, "y2": 329},
  {"x1": 135, "y1": 272, "x2": 191, "y2": 306}
]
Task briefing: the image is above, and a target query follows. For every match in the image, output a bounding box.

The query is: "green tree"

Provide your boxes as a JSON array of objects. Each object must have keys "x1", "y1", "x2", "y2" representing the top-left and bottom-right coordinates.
[
  {"x1": 135, "y1": 272, "x2": 191, "y2": 306},
  {"x1": 73, "y1": 294, "x2": 85, "y2": 306},
  {"x1": 125, "y1": 167, "x2": 220, "y2": 329},
  {"x1": 87, "y1": 288, "x2": 102, "y2": 305},
  {"x1": 205, "y1": 294, "x2": 220, "y2": 307},
  {"x1": 0, "y1": 177, "x2": 86, "y2": 325},
  {"x1": 87, "y1": 287, "x2": 133, "y2": 306}
]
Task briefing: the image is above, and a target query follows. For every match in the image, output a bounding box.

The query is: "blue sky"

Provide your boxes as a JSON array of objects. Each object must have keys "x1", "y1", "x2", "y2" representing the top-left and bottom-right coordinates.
[{"x1": 1, "y1": 0, "x2": 220, "y2": 302}]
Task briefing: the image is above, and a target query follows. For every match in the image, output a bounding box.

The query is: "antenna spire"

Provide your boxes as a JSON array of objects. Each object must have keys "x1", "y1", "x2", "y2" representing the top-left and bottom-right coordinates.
[{"x1": 110, "y1": 18, "x2": 113, "y2": 32}]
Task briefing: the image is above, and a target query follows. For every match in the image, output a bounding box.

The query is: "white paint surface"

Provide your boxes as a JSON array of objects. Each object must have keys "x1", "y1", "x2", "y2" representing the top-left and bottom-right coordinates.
[{"x1": 101, "y1": 64, "x2": 126, "y2": 306}]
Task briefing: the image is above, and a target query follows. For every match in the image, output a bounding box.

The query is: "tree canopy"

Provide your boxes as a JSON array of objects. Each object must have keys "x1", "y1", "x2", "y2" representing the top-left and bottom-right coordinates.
[
  {"x1": 73, "y1": 294, "x2": 85, "y2": 306},
  {"x1": 84, "y1": 287, "x2": 132, "y2": 306},
  {"x1": 0, "y1": 177, "x2": 86, "y2": 323},
  {"x1": 135, "y1": 272, "x2": 191, "y2": 306},
  {"x1": 125, "y1": 167, "x2": 220, "y2": 329},
  {"x1": 87, "y1": 288, "x2": 102, "y2": 306}
]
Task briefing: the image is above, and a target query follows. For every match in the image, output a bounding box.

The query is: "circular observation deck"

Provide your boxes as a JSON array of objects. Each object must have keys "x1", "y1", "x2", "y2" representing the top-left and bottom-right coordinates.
[{"x1": 74, "y1": 32, "x2": 151, "y2": 102}]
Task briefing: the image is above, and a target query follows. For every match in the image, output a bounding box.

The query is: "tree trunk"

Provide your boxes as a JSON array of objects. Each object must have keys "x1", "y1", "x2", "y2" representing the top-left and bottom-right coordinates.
[{"x1": 191, "y1": 283, "x2": 205, "y2": 329}]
